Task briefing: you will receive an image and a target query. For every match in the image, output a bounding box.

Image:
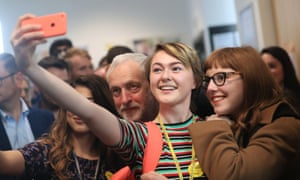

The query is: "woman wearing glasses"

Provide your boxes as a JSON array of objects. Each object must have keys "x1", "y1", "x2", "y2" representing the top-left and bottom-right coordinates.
[{"x1": 189, "y1": 46, "x2": 300, "y2": 180}]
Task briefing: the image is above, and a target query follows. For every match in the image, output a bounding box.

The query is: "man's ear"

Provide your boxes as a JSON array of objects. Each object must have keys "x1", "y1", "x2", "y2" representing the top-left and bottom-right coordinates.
[{"x1": 14, "y1": 72, "x2": 24, "y2": 88}]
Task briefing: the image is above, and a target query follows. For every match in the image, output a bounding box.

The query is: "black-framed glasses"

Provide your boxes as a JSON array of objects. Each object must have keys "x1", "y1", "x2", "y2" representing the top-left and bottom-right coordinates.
[
  {"x1": 203, "y1": 72, "x2": 240, "y2": 88},
  {"x1": 0, "y1": 72, "x2": 17, "y2": 85}
]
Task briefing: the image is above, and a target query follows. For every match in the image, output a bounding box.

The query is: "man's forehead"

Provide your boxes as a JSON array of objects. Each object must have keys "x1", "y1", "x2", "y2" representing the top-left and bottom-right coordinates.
[{"x1": 110, "y1": 79, "x2": 146, "y2": 88}]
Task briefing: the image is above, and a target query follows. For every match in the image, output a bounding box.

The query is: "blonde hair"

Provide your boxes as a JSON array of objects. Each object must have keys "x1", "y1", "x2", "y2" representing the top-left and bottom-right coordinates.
[
  {"x1": 145, "y1": 42, "x2": 203, "y2": 88},
  {"x1": 64, "y1": 48, "x2": 91, "y2": 71},
  {"x1": 64, "y1": 48, "x2": 91, "y2": 60}
]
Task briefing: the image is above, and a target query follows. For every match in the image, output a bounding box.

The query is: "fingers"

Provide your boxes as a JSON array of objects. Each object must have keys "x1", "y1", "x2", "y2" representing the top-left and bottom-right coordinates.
[
  {"x1": 11, "y1": 25, "x2": 44, "y2": 47},
  {"x1": 140, "y1": 171, "x2": 168, "y2": 180},
  {"x1": 12, "y1": 14, "x2": 37, "y2": 39},
  {"x1": 206, "y1": 114, "x2": 219, "y2": 119},
  {"x1": 11, "y1": 14, "x2": 45, "y2": 47},
  {"x1": 17, "y1": 14, "x2": 36, "y2": 28},
  {"x1": 10, "y1": 14, "x2": 47, "y2": 71},
  {"x1": 205, "y1": 114, "x2": 233, "y2": 125}
]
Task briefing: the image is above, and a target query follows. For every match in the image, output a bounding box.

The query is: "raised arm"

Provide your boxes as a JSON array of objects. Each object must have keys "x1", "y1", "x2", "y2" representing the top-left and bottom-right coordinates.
[
  {"x1": 0, "y1": 151, "x2": 25, "y2": 175},
  {"x1": 10, "y1": 14, "x2": 120, "y2": 145}
]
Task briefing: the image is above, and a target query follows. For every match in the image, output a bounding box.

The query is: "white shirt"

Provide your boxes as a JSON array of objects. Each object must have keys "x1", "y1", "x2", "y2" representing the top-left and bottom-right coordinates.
[{"x1": 0, "y1": 98, "x2": 34, "y2": 149}]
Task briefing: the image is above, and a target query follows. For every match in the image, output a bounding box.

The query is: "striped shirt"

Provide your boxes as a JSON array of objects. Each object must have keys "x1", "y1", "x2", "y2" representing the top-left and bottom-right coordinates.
[{"x1": 113, "y1": 115, "x2": 207, "y2": 179}]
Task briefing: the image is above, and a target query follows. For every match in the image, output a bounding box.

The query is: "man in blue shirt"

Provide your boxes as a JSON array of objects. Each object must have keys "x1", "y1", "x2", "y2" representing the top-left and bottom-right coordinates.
[{"x1": 0, "y1": 53, "x2": 54, "y2": 180}]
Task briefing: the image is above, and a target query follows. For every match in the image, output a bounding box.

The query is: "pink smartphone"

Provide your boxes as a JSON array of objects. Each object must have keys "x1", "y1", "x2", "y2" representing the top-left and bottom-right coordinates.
[{"x1": 21, "y1": 12, "x2": 67, "y2": 38}]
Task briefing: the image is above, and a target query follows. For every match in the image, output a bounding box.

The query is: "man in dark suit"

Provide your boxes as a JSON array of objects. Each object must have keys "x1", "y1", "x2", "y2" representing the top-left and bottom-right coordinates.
[
  {"x1": 0, "y1": 107, "x2": 54, "y2": 150},
  {"x1": 0, "y1": 53, "x2": 54, "y2": 180}
]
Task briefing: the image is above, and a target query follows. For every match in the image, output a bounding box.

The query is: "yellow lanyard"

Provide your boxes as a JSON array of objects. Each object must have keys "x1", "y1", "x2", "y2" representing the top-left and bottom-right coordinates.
[{"x1": 158, "y1": 115, "x2": 196, "y2": 180}]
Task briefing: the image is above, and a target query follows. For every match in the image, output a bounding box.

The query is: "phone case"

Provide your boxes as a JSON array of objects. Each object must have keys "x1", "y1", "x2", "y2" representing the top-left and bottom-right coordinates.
[{"x1": 21, "y1": 12, "x2": 67, "y2": 38}]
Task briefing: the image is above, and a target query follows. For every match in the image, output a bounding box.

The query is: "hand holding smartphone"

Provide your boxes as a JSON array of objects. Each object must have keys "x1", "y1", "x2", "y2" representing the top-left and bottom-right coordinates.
[{"x1": 21, "y1": 12, "x2": 67, "y2": 38}]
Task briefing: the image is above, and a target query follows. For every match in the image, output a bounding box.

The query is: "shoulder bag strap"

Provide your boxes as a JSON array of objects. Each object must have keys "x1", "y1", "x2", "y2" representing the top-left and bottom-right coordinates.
[{"x1": 142, "y1": 122, "x2": 163, "y2": 173}]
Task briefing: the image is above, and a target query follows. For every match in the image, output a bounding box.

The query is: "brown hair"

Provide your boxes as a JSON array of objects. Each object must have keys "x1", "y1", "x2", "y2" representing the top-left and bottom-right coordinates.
[
  {"x1": 38, "y1": 75, "x2": 120, "y2": 179},
  {"x1": 205, "y1": 46, "x2": 282, "y2": 137}
]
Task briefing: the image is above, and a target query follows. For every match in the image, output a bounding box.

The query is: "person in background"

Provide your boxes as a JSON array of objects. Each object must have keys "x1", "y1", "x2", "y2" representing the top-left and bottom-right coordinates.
[
  {"x1": 49, "y1": 38, "x2": 73, "y2": 59},
  {"x1": 0, "y1": 53, "x2": 54, "y2": 180},
  {"x1": 10, "y1": 18, "x2": 207, "y2": 179},
  {"x1": 282, "y1": 41, "x2": 299, "y2": 77},
  {"x1": 32, "y1": 56, "x2": 71, "y2": 119},
  {"x1": 94, "y1": 55, "x2": 108, "y2": 78},
  {"x1": 189, "y1": 46, "x2": 300, "y2": 180},
  {"x1": 0, "y1": 52, "x2": 54, "y2": 150},
  {"x1": 106, "y1": 53, "x2": 158, "y2": 122},
  {"x1": 0, "y1": 75, "x2": 124, "y2": 179},
  {"x1": 95, "y1": 45, "x2": 133, "y2": 80},
  {"x1": 261, "y1": 46, "x2": 300, "y2": 114},
  {"x1": 20, "y1": 76, "x2": 32, "y2": 107},
  {"x1": 64, "y1": 47, "x2": 94, "y2": 81}
]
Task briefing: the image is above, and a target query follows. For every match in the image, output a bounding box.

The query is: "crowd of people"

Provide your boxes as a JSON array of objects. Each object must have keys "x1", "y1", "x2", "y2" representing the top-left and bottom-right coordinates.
[{"x1": 0, "y1": 13, "x2": 299, "y2": 180}]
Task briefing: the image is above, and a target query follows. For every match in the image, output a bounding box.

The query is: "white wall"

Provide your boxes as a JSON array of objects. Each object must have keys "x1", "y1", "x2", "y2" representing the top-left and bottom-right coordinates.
[{"x1": 0, "y1": 0, "x2": 237, "y2": 66}]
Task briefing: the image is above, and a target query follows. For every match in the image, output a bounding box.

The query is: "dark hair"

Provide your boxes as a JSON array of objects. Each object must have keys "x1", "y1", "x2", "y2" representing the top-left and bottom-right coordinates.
[
  {"x1": 97, "y1": 55, "x2": 108, "y2": 68},
  {"x1": 0, "y1": 53, "x2": 19, "y2": 73},
  {"x1": 106, "y1": 45, "x2": 133, "y2": 64},
  {"x1": 41, "y1": 75, "x2": 122, "y2": 179},
  {"x1": 71, "y1": 75, "x2": 123, "y2": 171},
  {"x1": 261, "y1": 46, "x2": 300, "y2": 92},
  {"x1": 49, "y1": 38, "x2": 73, "y2": 57},
  {"x1": 71, "y1": 75, "x2": 120, "y2": 117},
  {"x1": 38, "y1": 56, "x2": 70, "y2": 73}
]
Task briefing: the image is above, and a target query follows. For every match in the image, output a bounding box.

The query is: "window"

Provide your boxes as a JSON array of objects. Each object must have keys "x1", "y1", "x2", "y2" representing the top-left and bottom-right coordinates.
[
  {"x1": 239, "y1": 4, "x2": 258, "y2": 49},
  {"x1": 209, "y1": 24, "x2": 240, "y2": 51}
]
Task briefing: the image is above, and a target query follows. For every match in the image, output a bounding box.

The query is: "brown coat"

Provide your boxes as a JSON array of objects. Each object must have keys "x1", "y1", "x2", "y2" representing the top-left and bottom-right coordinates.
[{"x1": 189, "y1": 102, "x2": 300, "y2": 180}]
